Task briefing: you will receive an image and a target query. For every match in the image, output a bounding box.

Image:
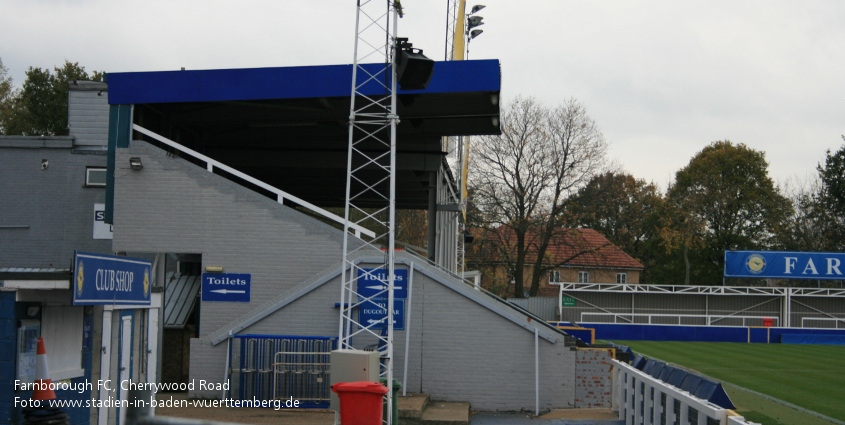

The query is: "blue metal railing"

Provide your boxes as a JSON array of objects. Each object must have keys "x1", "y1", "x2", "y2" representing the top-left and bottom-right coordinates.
[{"x1": 228, "y1": 335, "x2": 336, "y2": 408}]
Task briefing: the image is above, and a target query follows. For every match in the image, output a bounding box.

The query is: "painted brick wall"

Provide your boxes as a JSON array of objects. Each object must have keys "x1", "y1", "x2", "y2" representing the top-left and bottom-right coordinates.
[
  {"x1": 200, "y1": 263, "x2": 577, "y2": 411},
  {"x1": 575, "y1": 349, "x2": 613, "y2": 408},
  {"x1": 113, "y1": 141, "x2": 360, "y2": 339},
  {"x1": 188, "y1": 338, "x2": 229, "y2": 398},
  {"x1": 418, "y1": 272, "x2": 576, "y2": 411},
  {"x1": 113, "y1": 141, "x2": 577, "y2": 411},
  {"x1": 68, "y1": 83, "x2": 109, "y2": 147},
  {"x1": 0, "y1": 142, "x2": 110, "y2": 267}
]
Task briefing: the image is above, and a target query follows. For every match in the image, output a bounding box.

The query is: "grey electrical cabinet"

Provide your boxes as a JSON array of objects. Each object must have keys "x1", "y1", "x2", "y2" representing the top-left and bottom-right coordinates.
[{"x1": 330, "y1": 349, "x2": 380, "y2": 410}]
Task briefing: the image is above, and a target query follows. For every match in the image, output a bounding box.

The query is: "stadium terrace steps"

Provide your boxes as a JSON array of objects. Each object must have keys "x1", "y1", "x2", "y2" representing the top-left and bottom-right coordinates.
[{"x1": 399, "y1": 394, "x2": 470, "y2": 425}]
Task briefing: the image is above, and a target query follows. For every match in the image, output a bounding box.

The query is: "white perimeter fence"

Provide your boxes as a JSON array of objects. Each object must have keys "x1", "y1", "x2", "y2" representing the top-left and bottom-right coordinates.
[{"x1": 613, "y1": 360, "x2": 758, "y2": 425}]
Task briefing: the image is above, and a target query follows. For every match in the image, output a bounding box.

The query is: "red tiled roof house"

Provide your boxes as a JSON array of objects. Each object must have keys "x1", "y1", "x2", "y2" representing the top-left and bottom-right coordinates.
[{"x1": 472, "y1": 227, "x2": 644, "y2": 297}]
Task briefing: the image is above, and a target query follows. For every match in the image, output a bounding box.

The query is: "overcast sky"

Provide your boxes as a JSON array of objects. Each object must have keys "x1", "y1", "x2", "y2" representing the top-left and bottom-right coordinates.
[{"x1": 2, "y1": 1, "x2": 843, "y2": 191}]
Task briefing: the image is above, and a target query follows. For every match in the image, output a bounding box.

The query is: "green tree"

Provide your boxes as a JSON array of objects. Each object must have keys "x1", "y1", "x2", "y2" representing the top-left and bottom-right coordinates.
[
  {"x1": 779, "y1": 179, "x2": 834, "y2": 252},
  {"x1": 819, "y1": 138, "x2": 845, "y2": 218},
  {"x1": 4, "y1": 61, "x2": 103, "y2": 136},
  {"x1": 0, "y1": 58, "x2": 16, "y2": 134},
  {"x1": 782, "y1": 140, "x2": 845, "y2": 254},
  {"x1": 666, "y1": 141, "x2": 792, "y2": 285},
  {"x1": 567, "y1": 172, "x2": 663, "y2": 265}
]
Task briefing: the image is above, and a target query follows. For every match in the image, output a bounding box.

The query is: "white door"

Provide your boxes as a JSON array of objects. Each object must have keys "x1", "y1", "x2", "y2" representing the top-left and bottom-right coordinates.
[{"x1": 118, "y1": 315, "x2": 132, "y2": 425}]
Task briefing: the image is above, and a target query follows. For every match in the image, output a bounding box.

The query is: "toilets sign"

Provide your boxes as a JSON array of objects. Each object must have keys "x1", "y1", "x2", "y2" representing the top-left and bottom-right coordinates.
[
  {"x1": 356, "y1": 268, "x2": 409, "y2": 300},
  {"x1": 201, "y1": 273, "x2": 251, "y2": 302},
  {"x1": 725, "y1": 251, "x2": 845, "y2": 280}
]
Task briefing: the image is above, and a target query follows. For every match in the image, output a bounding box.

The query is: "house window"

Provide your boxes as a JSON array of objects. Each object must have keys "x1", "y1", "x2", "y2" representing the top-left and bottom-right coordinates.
[
  {"x1": 578, "y1": 271, "x2": 589, "y2": 283},
  {"x1": 549, "y1": 270, "x2": 561, "y2": 284},
  {"x1": 617, "y1": 273, "x2": 627, "y2": 284},
  {"x1": 86, "y1": 167, "x2": 107, "y2": 187}
]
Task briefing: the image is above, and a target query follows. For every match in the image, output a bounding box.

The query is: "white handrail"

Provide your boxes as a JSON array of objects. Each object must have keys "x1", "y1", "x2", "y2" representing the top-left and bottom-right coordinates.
[
  {"x1": 132, "y1": 124, "x2": 375, "y2": 239},
  {"x1": 583, "y1": 312, "x2": 778, "y2": 327},
  {"x1": 800, "y1": 317, "x2": 845, "y2": 328}
]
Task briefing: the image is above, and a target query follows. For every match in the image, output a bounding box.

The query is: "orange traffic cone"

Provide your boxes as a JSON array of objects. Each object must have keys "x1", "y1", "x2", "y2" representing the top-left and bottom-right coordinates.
[{"x1": 31, "y1": 337, "x2": 57, "y2": 402}]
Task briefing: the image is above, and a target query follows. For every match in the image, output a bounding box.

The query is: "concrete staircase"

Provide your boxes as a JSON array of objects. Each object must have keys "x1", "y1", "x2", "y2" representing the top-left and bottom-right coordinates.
[{"x1": 398, "y1": 394, "x2": 470, "y2": 425}]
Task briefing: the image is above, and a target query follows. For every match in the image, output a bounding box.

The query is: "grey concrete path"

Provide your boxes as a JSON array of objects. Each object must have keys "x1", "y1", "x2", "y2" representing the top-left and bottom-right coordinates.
[{"x1": 471, "y1": 413, "x2": 624, "y2": 425}]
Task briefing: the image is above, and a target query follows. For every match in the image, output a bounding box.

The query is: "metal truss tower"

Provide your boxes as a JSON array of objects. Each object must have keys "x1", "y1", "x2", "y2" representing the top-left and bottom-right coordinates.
[{"x1": 338, "y1": 1, "x2": 401, "y2": 423}]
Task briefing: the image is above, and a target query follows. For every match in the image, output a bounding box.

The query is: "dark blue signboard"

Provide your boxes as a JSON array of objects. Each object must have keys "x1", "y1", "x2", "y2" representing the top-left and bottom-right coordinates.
[
  {"x1": 359, "y1": 299, "x2": 405, "y2": 331},
  {"x1": 725, "y1": 250, "x2": 845, "y2": 280},
  {"x1": 73, "y1": 251, "x2": 152, "y2": 305},
  {"x1": 201, "y1": 273, "x2": 251, "y2": 302},
  {"x1": 357, "y1": 268, "x2": 409, "y2": 300}
]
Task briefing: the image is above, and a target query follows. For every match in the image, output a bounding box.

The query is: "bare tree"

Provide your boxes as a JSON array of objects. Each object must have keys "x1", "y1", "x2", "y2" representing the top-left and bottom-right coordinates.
[{"x1": 469, "y1": 96, "x2": 607, "y2": 297}]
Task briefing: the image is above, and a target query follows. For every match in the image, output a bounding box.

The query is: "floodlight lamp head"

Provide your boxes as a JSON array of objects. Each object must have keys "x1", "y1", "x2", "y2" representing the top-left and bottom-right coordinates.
[
  {"x1": 470, "y1": 29, "x2": 484, "y2": 40},
  {"x1": 467, "y1": 16, "x2": 484, "y2": 29},
  {"x1": 470, "y1": 5, "x2": 486, "y2": 14}
]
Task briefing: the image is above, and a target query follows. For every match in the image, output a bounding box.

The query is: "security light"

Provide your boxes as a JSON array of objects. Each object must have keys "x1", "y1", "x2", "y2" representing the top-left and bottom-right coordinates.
[{"x1": 129, "y1": 157, "x2": 143, "y2": 170}]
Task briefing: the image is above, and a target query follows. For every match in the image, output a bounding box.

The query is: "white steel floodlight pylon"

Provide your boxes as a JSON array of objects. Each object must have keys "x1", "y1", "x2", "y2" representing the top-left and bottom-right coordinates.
[{"x1": 338, "y1": 1, "x2": 401, "y2": 424}]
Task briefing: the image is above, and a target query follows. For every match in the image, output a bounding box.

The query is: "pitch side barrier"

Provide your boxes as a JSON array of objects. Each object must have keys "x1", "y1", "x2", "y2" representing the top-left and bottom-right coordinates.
[
  {"x1": 581, "y1": 322, "x2": 845, "y2": 343},
  {"x1": 613, "y1": 360, "x2": 756, "y2": 425}
]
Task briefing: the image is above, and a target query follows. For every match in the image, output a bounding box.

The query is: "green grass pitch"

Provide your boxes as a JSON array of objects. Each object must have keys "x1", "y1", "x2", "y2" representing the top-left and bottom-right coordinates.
[{"x1": 611, "y1": 341, "x2": 845, "y2": 424}]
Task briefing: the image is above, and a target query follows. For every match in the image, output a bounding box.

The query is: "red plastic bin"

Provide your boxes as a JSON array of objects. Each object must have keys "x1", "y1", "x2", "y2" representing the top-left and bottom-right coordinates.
[
  {"x1": 763, "y1": 318, "x2": 774, "y2": 327},
  {"x1": 331, "y1": 381, "x2": 388, "y2": 425}
]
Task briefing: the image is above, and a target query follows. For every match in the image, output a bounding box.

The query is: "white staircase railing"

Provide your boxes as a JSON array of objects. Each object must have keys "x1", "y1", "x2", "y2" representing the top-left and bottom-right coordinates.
[{"x1": 132, "y1": 124, "x2": 375, "y2": 239}]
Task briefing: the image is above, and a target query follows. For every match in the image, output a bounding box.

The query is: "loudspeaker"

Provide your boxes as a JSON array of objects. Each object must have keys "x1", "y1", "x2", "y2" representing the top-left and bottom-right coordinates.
[{"x1": 396, "y1": 48, "x2": 434, "y2": 90}]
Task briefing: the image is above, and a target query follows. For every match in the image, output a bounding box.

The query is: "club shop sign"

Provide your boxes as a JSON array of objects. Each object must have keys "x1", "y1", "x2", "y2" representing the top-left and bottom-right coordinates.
[
  {"x1": 73, "y1": 251, "x2": 152, "y2": 305},
  {"x1": 725, "y1": 250, "x2": 845, "y2": 280}
]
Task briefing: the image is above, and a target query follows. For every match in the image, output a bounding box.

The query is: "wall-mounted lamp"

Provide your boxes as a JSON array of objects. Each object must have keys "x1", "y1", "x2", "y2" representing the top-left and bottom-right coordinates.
[
  {"x1": 41, "y1": 159, "x2": 48, "y2": 170},
  {"x1": 129, "y1": 157, "x2": 143, "y2": 170},
  {"x1": 204, "y1": 266, "x2": 224, "y2": 273}
]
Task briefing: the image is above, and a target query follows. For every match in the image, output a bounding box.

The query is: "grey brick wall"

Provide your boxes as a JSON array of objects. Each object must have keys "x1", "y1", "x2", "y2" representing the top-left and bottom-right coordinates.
[
  {"x1": 418, "y1": 272, "x2": 576, "y2": 411},
  {"x1": 195, "y1": 261, "x2": 576, "y2": 410},
  {"x1": 68, "y1": 82, "x2": 109, "y2": 147},
  {"x1": 0, "y1": 139, "x2": 110, "y2": 267},
  {"x1": 113, "y1": 141, "x2": 357, "y2": 339},
  {"x1": 188, "y1": 338, "x2": 229, "y2": 398},
  {"x1": 113, "y1": 140, "x2": 577, "y2": 410}
]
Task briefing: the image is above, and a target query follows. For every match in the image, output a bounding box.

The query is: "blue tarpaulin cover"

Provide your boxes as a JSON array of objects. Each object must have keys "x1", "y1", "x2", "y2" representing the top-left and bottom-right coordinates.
[{"x1": 640, "y1": 358, "x2": 735, "y2": 409}]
